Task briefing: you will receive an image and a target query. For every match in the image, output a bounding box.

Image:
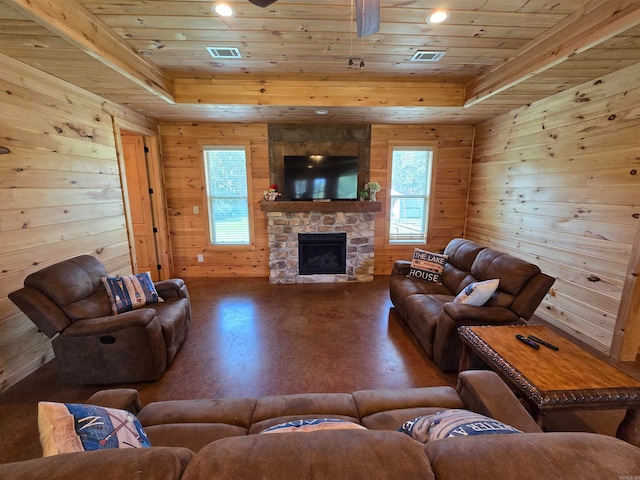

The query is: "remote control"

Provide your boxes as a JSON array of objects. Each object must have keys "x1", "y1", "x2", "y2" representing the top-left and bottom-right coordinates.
[
  {"x1": 527, "y1": 335, "x2": 559, "y2": 351},
  {"x1": 515, "y1": 334, "x2": 540, "y2": 349}
]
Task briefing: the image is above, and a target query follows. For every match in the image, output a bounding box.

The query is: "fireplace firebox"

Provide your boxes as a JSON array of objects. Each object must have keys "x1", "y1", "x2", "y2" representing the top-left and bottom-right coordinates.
[{"x1": 298, "y1": 233, "x2": 347, "y2": 275}]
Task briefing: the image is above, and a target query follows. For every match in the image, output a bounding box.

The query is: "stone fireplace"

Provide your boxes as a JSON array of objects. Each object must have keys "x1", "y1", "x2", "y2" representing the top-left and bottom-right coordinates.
[{"x1": 261, "y1": 201, "x2": 380, "y2": 284}]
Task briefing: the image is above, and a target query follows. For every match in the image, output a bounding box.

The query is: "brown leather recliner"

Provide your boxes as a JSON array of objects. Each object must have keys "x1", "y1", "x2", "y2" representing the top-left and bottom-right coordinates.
[
  {"x1": 390, "y1": 238, "x2": 556, "y2": 371},
  {"x1": 9, "y1": 255, "x2": 191, "y2": 385}
]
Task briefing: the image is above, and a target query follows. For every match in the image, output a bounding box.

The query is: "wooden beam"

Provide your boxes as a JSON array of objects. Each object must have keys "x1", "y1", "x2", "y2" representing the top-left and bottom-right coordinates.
[
  {"x1": 465, "y1": 0, "x2": 640, "y2": 107},
  {"x1": 611, "y1": 218, "x2": 640, "y2": 361},
  {"x1": 5, "y1": 0, "x2": 175, "y2": 104},
  {"x1": 174, "y1": 77, "x2": 465, "y2": 108}
]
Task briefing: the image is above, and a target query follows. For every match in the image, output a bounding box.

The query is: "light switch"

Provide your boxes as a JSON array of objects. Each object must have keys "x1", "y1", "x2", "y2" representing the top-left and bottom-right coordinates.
[
  {"x1": 197, "y1": 254, "x2": 204, "y2": 262},
  {"x1": 193, "y1": 206, "x2": 200, "y2": 214}
]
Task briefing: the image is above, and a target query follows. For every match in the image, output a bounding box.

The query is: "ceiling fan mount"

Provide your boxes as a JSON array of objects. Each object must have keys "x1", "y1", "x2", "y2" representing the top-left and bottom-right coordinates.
[{"x1": 248, "y1": 0, "x2": 380, "y2": 37}]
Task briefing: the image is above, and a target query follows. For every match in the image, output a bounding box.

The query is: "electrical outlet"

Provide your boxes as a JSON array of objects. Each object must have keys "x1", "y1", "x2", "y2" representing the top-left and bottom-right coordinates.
[
  {"x1": 197, "y1": 254, "x2": 204, "y2": 262},
  {"x1": 193, "y1": 206, "x2": 200, "y2": 214}
]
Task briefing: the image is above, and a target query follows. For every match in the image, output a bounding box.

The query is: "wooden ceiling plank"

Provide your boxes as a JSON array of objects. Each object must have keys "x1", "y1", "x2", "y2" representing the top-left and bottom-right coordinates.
[
  {"x1": 4, "y1": 0, "x2": 175, "y2": 104},
  {"x1": 464, "y1": 0, "x2": 640, "y2": 107}
]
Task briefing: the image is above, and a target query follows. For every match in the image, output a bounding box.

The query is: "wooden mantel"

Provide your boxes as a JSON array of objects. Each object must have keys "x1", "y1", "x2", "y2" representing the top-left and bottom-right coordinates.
[{"x1": 260, "y1": 200, "x2": 382, "y2": 213}]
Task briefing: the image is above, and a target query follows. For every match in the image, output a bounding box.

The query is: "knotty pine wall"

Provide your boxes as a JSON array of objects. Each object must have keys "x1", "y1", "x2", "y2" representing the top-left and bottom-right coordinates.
[
  {"x1": 0, "y1": 53, "x2": 156, "y2": 391},
  {"x1": 159, "y1": 123, "x2": 473, "y2": 277},
  {"x1": 371, "y1": 125, "x2": 474, "y2": 273},
  {"x1": 467, "y1": 61, "x2": 640, "y2": 356}
]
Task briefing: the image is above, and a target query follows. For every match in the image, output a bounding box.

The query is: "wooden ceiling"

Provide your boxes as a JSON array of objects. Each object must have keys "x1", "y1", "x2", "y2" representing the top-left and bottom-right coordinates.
[{"x1": 1, "y1": 0, "x2": 640, "y2": 124}]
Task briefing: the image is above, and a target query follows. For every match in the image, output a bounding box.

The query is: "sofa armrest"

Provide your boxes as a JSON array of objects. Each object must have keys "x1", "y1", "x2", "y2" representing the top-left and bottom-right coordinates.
[
  {"x1": 456, "y1": 370, "x2": 542, "y2": 433},
  {"x1": 391, "y1": 260, "x2": 412, "y2": 277},
  {"x1": 62, "y1": 308, "x2": 157, "y2": 336},
  {"x1": 155, "y1": 279, "x2": 189, "y2": 300},
  {"x1": 86, "y1": 388, "x2": 143, "y2": 414},
  {"x1": 442, "y1": 303, "x2": 520, "y2": 324}
]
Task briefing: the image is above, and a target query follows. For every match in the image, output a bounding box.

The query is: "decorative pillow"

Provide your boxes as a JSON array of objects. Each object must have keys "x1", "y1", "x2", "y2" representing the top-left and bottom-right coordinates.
[
  {"x1": 101, "y1": 272, "x2": 162, "y2": 314},
  {"x1": 453, "y1": 278, "x2": 499, "y2": 306},
  {"x1": 407, "y1": 248, "x2": 448, "y2": 284},
  {"x1": 260, "y1": 418, "x2": 367, "y2": 434},
  {"x1": 398, "y1": 409, "x2": 521, "y2": 443},
  {"x1": 38, "y1": 402, "x2": 151, "y2": 457}
]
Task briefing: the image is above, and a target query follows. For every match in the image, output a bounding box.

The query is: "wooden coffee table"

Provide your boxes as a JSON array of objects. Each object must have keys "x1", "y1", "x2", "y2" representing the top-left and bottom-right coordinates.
[{"x1": 458, "y1": 324, "x2": 640, "y2": 446}]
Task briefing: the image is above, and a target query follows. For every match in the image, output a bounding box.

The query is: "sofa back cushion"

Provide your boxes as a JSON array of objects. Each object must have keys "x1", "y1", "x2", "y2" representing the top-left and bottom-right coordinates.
[
  {"x1": 424, "y1": 432, "x2": 640, "y2": 480},
  {"x1": 24, "y1": 255, "x2": 113, "y2": 321},
  {"x1": 0, "y1": 447, "x2": 194, "y2": 480},
  {"x1": 441, "y1": 239, "x2": 485, "y2": 294},
  {"x1": 182, "y1": 430, "x2": 435, "y2": 480},
  {"x1": 471, "y1": 248, "x2": 541, "y2": 296}
]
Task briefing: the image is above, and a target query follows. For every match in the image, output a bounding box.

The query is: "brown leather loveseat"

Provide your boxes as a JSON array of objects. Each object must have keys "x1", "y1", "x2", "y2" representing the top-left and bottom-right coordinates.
[
  {"x1": 1, "y1": 371, "x2": 639, "y2": 480},
  {"x1": 390, "y1": 238, "x2": 555, "y2": 371},
  {"x1": 9, "y1": 255, "x2": 191, "y2": 385}
]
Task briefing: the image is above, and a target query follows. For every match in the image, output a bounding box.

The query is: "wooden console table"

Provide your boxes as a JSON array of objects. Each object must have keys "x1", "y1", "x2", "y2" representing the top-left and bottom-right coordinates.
[{"x1": 458, "y1": 324, "x2": 640, "y2": 446}]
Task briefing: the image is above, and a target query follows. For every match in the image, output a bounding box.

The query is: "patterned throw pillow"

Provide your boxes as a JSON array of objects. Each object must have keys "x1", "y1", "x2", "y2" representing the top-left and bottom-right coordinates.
[
  {"x1": 101, "y1": 272, "x2": 162, "y2": 314},
  {"x1": 38, "y1": 402, "x2": 151, "y2": 457},
  {"x1": 260, "y1": 418, "x2": 367, "y2": 434},
  {"x1": 398, "y1": 409, "x2": 521, "y2": 443},
  {"x1": 407, "y1": 248, "x2": 448, "y2": 284},
  {"x1": 453, "y1": 278, "x2": 499, "y2": 306}
]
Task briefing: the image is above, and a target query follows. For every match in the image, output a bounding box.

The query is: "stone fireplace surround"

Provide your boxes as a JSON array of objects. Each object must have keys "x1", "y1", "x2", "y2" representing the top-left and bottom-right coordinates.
[{"x1": 261, "y1": 201, "x2": 380, "y2": 284}]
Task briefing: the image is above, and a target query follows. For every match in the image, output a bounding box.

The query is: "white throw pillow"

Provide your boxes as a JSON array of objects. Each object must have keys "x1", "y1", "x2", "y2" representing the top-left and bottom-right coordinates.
[{"x1": 453, "y1": 279, "x2": 499, "y2": 306}]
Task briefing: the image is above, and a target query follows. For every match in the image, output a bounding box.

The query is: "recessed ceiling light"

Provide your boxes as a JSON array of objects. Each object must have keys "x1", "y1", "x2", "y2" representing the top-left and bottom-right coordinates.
[
  {"x1": 315, "y1": 109, "x2": 329, "y2": 115},
  {"x1": 426, "y1": 10, "x2": 450, "y2": 24},
  {"x1": 213, "y1": 3, "x2": 236, "y2": 17}
]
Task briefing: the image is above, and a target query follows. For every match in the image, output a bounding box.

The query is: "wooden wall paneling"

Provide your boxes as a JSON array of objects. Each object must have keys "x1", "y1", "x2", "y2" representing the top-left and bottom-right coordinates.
[
  {"x1": 0, "y1": 52, "x2": 155, "y2": 392},
  {"x1": 159, "y1": 123, "x2": 270, "y2": 277},
  {"x1": 467, "y1": 61, "x2": 640, "y2": 357},
  {"x1": 370, "y1": 124, "x2": 474, "y2": 274},
  {"x1": 611, "y1": 220, "x2": 640, "y2": 359}
]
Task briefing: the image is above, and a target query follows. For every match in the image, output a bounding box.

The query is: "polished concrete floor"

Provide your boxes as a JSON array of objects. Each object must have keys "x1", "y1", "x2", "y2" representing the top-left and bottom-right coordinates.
[
  {"x1": 0, "y1": 276, "x2": 635, "y2": 464},
  {"x1": 0, "y1": 276, "x2": 456, "y2": 463}
]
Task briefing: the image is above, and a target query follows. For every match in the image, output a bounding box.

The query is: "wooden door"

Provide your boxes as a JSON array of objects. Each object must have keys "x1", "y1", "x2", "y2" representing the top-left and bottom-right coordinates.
[{"x1": 121, "y1": 134, "x2": 160, "y2": 280}]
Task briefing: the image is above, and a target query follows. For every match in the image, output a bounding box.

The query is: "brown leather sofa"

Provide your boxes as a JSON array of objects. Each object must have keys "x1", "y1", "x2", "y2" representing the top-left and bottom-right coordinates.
[
  {"x1": 9, "y1": 255, "x2": 191, "y2": 385},
  {"x1": 390, "y1": 238, "x2": 555, "y2": 371},
  {"x1": 1, "y1": 371, "x2": 639, "y2": 480}
]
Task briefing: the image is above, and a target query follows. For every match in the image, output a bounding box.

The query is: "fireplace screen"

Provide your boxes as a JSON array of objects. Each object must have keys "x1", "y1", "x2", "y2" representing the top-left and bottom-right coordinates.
[{"x1": 298, "y1": 233, "x2": 347, "y2": 275}]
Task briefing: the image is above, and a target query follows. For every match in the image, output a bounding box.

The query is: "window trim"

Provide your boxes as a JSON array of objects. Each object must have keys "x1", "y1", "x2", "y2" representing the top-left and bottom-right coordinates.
[
  {"x1": 384, "y1": 141, "x2": 438, "y2": 247},
  {"x1": 199, "y1": 141, "x2": 256, "y2": 250}
]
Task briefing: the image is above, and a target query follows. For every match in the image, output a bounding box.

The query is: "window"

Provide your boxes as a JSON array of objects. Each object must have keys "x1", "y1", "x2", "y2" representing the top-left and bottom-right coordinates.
[
  {"x1": 202, "y1": 145, "x2": 251, "y2": 245},
  {"x1": 388, "y1": 145, "x2": 434, "y2": 244}
]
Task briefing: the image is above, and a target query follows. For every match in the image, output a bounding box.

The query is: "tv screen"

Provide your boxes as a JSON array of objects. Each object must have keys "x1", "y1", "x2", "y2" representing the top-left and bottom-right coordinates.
[{"x1": 283, "y1": 155, "x2": 358, "y2": 200}]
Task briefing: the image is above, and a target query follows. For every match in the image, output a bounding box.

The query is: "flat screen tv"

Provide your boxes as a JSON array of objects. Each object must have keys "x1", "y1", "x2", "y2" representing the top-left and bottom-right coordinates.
[{"x1": 283, "y1": 155, "x2": 358, "y2": 200}]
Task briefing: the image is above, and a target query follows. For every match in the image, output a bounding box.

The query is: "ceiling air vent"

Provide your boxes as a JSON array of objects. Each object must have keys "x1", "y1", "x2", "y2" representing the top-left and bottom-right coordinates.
[
  {"x1": 410, "y1": 51, "x2": 446, "y2": 62},
  {"x1": 206, "y1": 47, "x2": 242, "y2": 59}
]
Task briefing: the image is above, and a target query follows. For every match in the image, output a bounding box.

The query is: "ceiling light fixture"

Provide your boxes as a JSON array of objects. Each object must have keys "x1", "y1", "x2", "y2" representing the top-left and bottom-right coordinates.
[
  {"x1": 426, "y1": 10, "x2": 450, "y2": 24},
  {"x1": 213, "y1": 3, "x2": 236, "y2": 17},
  {"x1": 315, "y1": 109, "x2": 329, "y2": 115}
]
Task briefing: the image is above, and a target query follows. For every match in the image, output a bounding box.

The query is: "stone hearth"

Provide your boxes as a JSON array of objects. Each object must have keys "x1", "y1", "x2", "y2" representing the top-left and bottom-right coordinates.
[{"x1": 264, "y1": 204, "x2": 377, "y2": 284}]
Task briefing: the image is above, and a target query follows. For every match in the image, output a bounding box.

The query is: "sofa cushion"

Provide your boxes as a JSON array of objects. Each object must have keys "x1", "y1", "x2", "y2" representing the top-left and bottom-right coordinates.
[
  {"x1": 144, "y1": 423, "x2": 248, "y2": 453},
  {"x1": 101, "y1": 272, "x2": 162, "y2": 314},
  {"x1": 424, "y1": 433, "x2": 640, "y2": 480},
  {"x1": 38, "y1": 402, "x2": 151, "y2": 457},
  {"x1": 137, "y1": 397, "x2": 256, "y2": 429},
  {"x1": 471, "y1": 248, "x2": 541, "y2": 296},
  {"x1": 407, "y1": 248, "x2": 448, "y2": 284},
  {"x1": 0, "y1": 447, "x2": 194, "y2": 480},
  {"x1": 182, "y1": 430, "x2": 436, "y2": 480},
  {"x1": 261, "y1": 418, "x2": 367, "y2": 434},
  {"x1": 249, "y1": 393, "x2": 359, "y2": 434},
  {"x1": 399, "y1": 409, "x2": 521, "y2": 443},
  {"x1": 453, "y1": 279, "x2": 499, "y2": 306}
]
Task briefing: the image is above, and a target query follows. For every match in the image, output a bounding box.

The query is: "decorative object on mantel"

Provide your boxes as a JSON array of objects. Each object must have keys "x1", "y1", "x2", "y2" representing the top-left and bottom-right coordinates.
[
  {"x1": 263, "y1": 184, "x2": 281, "y2": 202},
  {"x1": 359, "y1": 188, "x2": 368, "y2": 201},
  {"x1": 364, "y1": 181, "x2": 380, "y2": 202}
]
